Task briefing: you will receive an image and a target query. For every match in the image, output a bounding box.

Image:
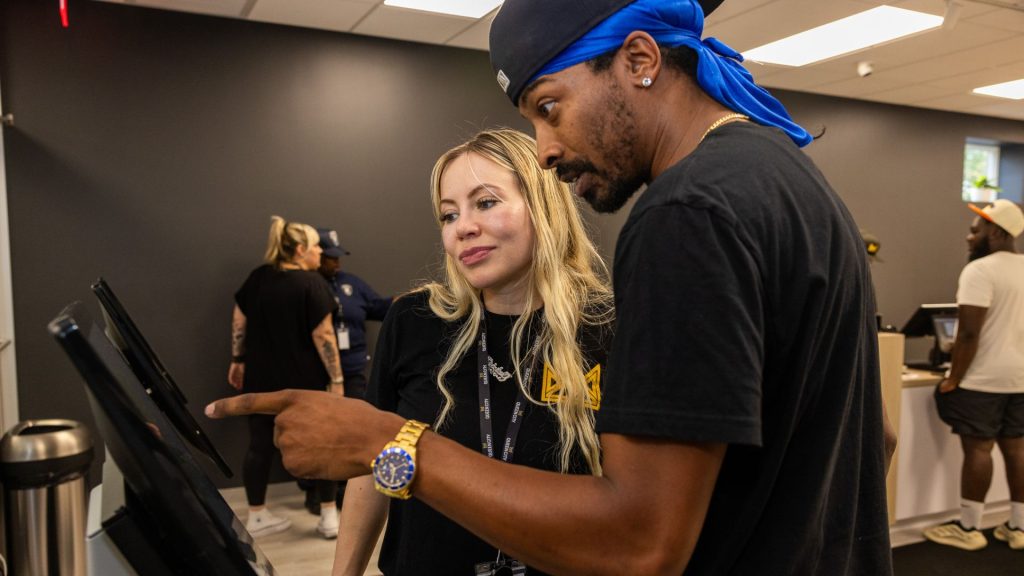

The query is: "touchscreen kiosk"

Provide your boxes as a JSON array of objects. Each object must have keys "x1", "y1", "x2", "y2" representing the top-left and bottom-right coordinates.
[
  {"x1": 49, "y1": 305, "x2": 274, "y2": 575},
  {"x1": 91, "y1": 277, "x2": 232, "y2": 477},
  {"x1": 901, "y1": 303, "x2": 958, "y2": 370}
]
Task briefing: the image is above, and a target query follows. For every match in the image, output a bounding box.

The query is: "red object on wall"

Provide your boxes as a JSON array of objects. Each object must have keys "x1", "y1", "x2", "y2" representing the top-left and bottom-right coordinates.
[{"x1": 60, "y1": 0, "x2": 69, "y2": 27}]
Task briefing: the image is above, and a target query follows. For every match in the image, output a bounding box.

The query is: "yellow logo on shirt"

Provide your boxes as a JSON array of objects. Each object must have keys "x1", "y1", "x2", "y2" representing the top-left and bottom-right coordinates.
[{"x1": 540, "y1": 363, "x2": 601, "y2": 410}]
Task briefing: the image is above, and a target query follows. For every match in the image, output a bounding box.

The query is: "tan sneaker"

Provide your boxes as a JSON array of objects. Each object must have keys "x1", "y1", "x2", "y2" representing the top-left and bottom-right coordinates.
[
  {"x1": 993, "y1": 523, "x2": 1024, "y2": 550},
  {"x1": 923, "y1": 521, "x2": 988, "y2": 551}
]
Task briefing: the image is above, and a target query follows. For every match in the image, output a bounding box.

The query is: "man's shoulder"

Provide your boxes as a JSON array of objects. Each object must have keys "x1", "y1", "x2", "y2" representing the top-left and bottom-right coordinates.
[
  {"x1": 964, "y1": 251, "x2": 1024, "y2": 276},
  {"x1": 642, "y1": 123, "x2": 816, "y2": 212}
]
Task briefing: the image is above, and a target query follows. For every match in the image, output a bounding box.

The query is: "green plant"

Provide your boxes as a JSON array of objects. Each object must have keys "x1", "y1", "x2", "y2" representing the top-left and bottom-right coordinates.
[{"x1": 973, "y1": 176, "x2": 1002, "y2": 191}]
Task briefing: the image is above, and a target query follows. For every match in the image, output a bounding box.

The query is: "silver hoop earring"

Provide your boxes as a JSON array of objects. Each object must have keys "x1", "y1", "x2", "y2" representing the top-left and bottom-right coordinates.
[{"x1": 641, "y1": 77, "x2": 653, "y2": 88}]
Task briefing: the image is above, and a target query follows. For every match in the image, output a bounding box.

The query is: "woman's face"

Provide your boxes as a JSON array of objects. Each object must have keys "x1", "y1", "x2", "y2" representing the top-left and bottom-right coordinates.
[
  {"x1": 438, "y1": 152, "x2": 535, "y2": 301},
  {"x1": 296, "y1": 238, "x2": 322, "y2": 271}
]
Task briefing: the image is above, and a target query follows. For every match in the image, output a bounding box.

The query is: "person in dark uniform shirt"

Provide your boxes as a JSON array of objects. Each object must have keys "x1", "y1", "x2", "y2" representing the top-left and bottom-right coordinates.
[
  {"x1": 298, "y1": 228, "x2": 393, "y2": 514},
  {"x1": 315, "y1": 227, "x2": 393, "y2": 400}
]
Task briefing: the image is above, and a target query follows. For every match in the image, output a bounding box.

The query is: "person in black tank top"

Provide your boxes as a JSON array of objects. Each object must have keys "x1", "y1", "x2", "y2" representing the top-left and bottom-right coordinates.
[{"x1": 230, "y1": 216, "x2": 344, "y2": 539}]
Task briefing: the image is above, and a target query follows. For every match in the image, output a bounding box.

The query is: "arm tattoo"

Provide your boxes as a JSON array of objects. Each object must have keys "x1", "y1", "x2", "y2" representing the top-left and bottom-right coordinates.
[
  {"x1": 231, "y1": 310, "x2": 246, "y2": 357},
  {"x1": 313, "y1": 321, "x2": 343, "y2": 381},
  {"x1": 319, "y1": 341, "x2": 343, "y2": 381}
]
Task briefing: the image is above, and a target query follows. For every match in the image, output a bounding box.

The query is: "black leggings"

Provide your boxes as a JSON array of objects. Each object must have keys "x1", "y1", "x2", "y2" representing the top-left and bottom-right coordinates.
[{"x1": 244, "y1": 414, "x2": 336, "y2": 506}]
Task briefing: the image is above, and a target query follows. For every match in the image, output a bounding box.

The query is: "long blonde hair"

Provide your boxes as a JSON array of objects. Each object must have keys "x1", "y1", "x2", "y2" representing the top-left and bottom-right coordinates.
[
  {"x1": 263, "y1": 215, "x2": 319, "y2": 269},
  {"x1": 422, "y1": 128, "x2": 613, "y2": 475}
]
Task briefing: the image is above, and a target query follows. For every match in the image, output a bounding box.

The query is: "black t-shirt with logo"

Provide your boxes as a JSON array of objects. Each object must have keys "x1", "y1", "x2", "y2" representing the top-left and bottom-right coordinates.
[
  {"x1": 597, "y1": 123, "x2": 892, "y2": 575},
  {"x1": 368, "y1": 290, "x2": 611, "y2": 576},
  {"x1": 234, "y1": 264, "x2": 337, "y2": 392}
]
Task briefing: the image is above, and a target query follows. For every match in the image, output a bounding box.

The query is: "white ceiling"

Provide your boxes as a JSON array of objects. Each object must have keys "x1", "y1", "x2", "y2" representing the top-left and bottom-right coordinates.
[{"x1": 96, "y1": 0, "x2": 1024, "y2": 121}]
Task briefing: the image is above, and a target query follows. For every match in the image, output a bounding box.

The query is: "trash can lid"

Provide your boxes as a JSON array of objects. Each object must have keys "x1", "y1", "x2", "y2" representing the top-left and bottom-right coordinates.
[{"x1": 1, "y1": 419, "x2": 92, "y2": 463}]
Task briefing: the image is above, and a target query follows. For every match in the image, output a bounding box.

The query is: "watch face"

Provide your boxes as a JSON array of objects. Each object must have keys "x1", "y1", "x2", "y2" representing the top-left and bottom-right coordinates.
[{"x1": 373, "y1": 446, "x2": 415, "y2": 490}]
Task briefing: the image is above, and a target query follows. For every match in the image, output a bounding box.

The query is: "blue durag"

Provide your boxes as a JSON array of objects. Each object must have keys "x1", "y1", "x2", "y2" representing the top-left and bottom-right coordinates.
[{"x1": 530, "y1": 0, "x2": 812, "y2": 147}]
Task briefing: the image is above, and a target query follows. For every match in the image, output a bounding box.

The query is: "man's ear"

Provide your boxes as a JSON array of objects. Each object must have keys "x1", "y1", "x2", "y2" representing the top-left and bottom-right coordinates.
[{"x1": 620, "y1": 31, "x2": 663, "y2": 88}]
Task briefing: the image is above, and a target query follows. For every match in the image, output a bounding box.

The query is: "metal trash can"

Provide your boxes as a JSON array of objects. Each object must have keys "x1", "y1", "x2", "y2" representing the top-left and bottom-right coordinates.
[{"x1": 0, "y1": 420, "x2": 93, "y2": 576}]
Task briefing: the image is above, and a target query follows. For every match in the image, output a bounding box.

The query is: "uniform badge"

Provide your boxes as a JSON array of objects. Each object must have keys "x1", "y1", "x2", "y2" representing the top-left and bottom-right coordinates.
[{"x1": 342, "y1": 283, "x2": 353, "y2": 296}]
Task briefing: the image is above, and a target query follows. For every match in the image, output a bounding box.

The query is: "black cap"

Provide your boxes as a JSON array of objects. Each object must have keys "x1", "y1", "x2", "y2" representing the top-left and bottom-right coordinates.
[
  {"x1": 317, "y1": 227, "x2": 350, "y2": 258},
  {"x1": 489, "y1": 0, "x2": 725, "y2": 106}
]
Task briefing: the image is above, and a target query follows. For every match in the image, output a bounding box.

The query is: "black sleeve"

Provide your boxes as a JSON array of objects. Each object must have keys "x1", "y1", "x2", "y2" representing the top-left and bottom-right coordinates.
[
  {"x1": 305, "y1": 274, "x2": 338, "y2": 332},
  {"x1": 233, "y1": 266, "x2": 263, "y2": 315},
  {"x1": 597, "y1": 203, "x2": 764, "y2": 446}
]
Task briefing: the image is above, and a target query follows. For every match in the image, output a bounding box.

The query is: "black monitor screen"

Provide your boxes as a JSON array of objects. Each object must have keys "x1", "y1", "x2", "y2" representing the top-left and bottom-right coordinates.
[
  {"x1": 91, "y1": 277, "x2": 232, "y2": 478},
  {"x1": 901, "y1": 303, "x2": 958, "y2": 337},
  {"x1": 49, "y1": 305, "x2": 274, "y2": 576}
]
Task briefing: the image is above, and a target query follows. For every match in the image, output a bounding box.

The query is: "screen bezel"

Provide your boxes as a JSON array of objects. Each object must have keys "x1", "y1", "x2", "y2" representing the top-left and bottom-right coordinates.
[
  {"x1": 49, "y1": 305, "x2": 273, "y2": 575},
  {"x1": 91, "y1": 277, "x2": 233, "y2": 477},
  {"x1": 900, "y1": 303, "x2": 958, "y2": 337}
]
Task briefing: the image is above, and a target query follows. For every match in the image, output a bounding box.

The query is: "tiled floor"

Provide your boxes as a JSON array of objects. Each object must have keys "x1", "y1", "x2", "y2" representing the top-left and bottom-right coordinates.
[{"x1": 221, "y1": 482, "x2": 384, "y2": 576}]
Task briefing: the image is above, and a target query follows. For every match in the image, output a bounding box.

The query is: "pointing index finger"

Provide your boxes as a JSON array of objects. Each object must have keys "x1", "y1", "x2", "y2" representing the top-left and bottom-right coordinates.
[{"x1": 205, "y1": 391, "x2": 291, "y2": 418}]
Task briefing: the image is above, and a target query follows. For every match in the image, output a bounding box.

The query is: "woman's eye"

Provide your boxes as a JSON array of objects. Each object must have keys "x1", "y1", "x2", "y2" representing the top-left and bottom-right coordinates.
[
  {"x1": 440, "y1": 212, "x2": 457, "y2": 224},
  {"x1": 478, "y1": 198, "x2": 499, "y2": 210}
]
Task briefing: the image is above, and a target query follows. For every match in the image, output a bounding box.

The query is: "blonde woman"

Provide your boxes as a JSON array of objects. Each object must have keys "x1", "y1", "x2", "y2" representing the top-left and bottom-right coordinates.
[
  {"x1": 229, "y1": 216, "x2": 344, "y2": 539},
  {"x1": 332, "y1": 129, "x2": 614, "y2": 576}
]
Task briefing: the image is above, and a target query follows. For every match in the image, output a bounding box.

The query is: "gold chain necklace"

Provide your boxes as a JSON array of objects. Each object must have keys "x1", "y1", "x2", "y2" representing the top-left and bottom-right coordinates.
[{"x1": 700, "y1": 112, "x2": 749, "y2": 143}]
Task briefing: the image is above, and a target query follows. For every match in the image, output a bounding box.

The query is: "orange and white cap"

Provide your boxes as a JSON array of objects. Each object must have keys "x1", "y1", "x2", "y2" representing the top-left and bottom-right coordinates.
[{"x1": 968, "y1": 199, "x2": 1024, "y2": 238}]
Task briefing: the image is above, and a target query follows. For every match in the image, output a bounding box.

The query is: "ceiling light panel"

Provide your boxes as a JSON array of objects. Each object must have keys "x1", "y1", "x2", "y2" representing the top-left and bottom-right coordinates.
[
  {"x1": 383, "y1": 0, "x2": 502, "y2": 19},
  {"x1": 743, "y1": 6, "x2": 943, "y2": 67},
  {"x1": 973, "y1": 78, "x2": 1024, "y2": 100}
]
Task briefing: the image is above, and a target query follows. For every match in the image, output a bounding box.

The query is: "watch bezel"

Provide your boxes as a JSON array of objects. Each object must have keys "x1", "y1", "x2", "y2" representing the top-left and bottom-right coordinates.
[{"x1": 373, "y1": 445, "x2": 416, "y2": 491}]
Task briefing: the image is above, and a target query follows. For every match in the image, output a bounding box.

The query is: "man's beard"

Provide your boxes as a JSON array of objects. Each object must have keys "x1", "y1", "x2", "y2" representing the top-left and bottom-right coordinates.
[
  {"x1": 969, "y1": 237, "x2": 991, "y2": 261},
  {"x1": 558, "y1": 160, "x2": 645, "y2": 214},
  {"x1": 569, "y1": 80, "x2": 648, "y2": 214}
]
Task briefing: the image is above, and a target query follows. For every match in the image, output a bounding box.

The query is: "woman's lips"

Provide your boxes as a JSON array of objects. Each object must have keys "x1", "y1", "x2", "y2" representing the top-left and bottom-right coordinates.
[{"x1": 459, "y1": 246, "x2": 494, "y2": 266}]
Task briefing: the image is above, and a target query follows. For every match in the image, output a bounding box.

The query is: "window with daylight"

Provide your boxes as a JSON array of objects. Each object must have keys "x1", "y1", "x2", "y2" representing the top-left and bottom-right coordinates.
[{"x1": 962, "y1": 141, "x2": 1001, "y2": 203}]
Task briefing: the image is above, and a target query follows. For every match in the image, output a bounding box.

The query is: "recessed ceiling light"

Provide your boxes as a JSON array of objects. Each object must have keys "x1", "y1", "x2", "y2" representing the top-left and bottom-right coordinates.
[
  {"x1": 383, "y1": 0, "x2": 503, "y2": 19},
  {"x1": 743, "y1": 6, "x2": 943, "y2": 67},
  {"x1": 973, "y1": 79, "x2": 1024, "y2": 100}
]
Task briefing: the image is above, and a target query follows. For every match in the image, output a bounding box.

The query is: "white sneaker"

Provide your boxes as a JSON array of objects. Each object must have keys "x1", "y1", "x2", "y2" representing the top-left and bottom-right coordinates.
[
  {"x1": 993, "y1": 522, "x2": 1024, "y2": 550},
  {"x1": 923, "y1": 520, "x2": 987, "y2": 551},
  {"x1": 246, "y1": 510, "x2": 292, "y2": 538},
  {"x1": 316, "y1": 508, "x2": 339, "y2": 539}
]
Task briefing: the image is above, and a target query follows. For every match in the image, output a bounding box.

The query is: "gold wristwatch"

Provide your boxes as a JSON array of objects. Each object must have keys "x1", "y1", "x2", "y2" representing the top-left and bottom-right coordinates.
[{"x1": 371, "y1": 420, "x2": 430, "y2": 499}]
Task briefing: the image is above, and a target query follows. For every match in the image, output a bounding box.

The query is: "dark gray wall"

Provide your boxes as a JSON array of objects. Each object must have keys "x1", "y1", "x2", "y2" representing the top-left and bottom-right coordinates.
[
  {"x1": 775, "y1": 92, "x2": 1024, "y2": 325},
  {"x1": 2, "y1": 0, "x2": 1024, "y2": 488},
  {"x1": 1001, "y1": 144, "x2": 1024, "y2": 203}
]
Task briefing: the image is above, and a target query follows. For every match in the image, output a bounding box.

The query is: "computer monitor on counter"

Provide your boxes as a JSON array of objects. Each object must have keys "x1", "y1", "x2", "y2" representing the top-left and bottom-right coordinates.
[{"x1": 901, "y1": 303, "x2": 958, "y2": 370}]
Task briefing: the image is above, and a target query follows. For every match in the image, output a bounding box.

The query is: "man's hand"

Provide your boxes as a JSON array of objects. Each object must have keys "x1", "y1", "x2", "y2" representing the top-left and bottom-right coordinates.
[
  {"x1": 205, "y1": 390, "x2": 404, "y2": 480},
  {"x1": 938, "y1": 378, "x2": 960, "y2": 394}
]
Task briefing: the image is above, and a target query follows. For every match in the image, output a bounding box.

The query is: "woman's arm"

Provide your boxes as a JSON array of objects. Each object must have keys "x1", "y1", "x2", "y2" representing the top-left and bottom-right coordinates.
[
  {"x1": 332, "y1": 475, "x2": 389, "y2": 576},
  {"x1": 313, "y1": 313, "x2": 345, "y2": 395},
  {"x1": 228, "y1": 305, "x2": 246, "y2": 390}
]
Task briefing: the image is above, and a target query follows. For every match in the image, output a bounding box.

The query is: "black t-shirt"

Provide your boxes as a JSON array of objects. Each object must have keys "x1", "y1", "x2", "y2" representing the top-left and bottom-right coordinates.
[
  {"x1": 234, "y1": 265, "x2": 337, "y2": 392},
  {"x1": 597, "y1": 123, "x2": 892, "y2": 575},
  {"x1": 368, "y1": 290, "x2": 611, "y2": 576}
]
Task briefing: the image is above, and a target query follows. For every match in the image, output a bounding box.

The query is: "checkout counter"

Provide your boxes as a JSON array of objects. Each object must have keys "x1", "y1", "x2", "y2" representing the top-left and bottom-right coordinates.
[{"x1": 879, "y1": 333, "x2": 1010, "y2": 539}]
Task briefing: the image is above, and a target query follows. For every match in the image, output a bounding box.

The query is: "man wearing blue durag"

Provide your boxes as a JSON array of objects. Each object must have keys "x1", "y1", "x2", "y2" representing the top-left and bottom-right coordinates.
[{"x1": 206, "y1": 1, "x2": 894, "y2": 574}]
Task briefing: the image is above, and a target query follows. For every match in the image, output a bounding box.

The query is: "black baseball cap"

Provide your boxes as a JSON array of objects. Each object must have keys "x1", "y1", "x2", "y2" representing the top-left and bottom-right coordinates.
[
  {"x1": 317, "y1": 227, "x2": 350, "y2": 258},
  {"x1": 489, "y1": 0, "x2": 725, "y2": 106}
]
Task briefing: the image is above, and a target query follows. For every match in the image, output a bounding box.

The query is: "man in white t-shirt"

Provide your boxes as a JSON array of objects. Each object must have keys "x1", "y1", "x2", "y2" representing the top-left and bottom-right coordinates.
[{"x1": 925, "y1": 199, "x2": 1024, "y2": 552}]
